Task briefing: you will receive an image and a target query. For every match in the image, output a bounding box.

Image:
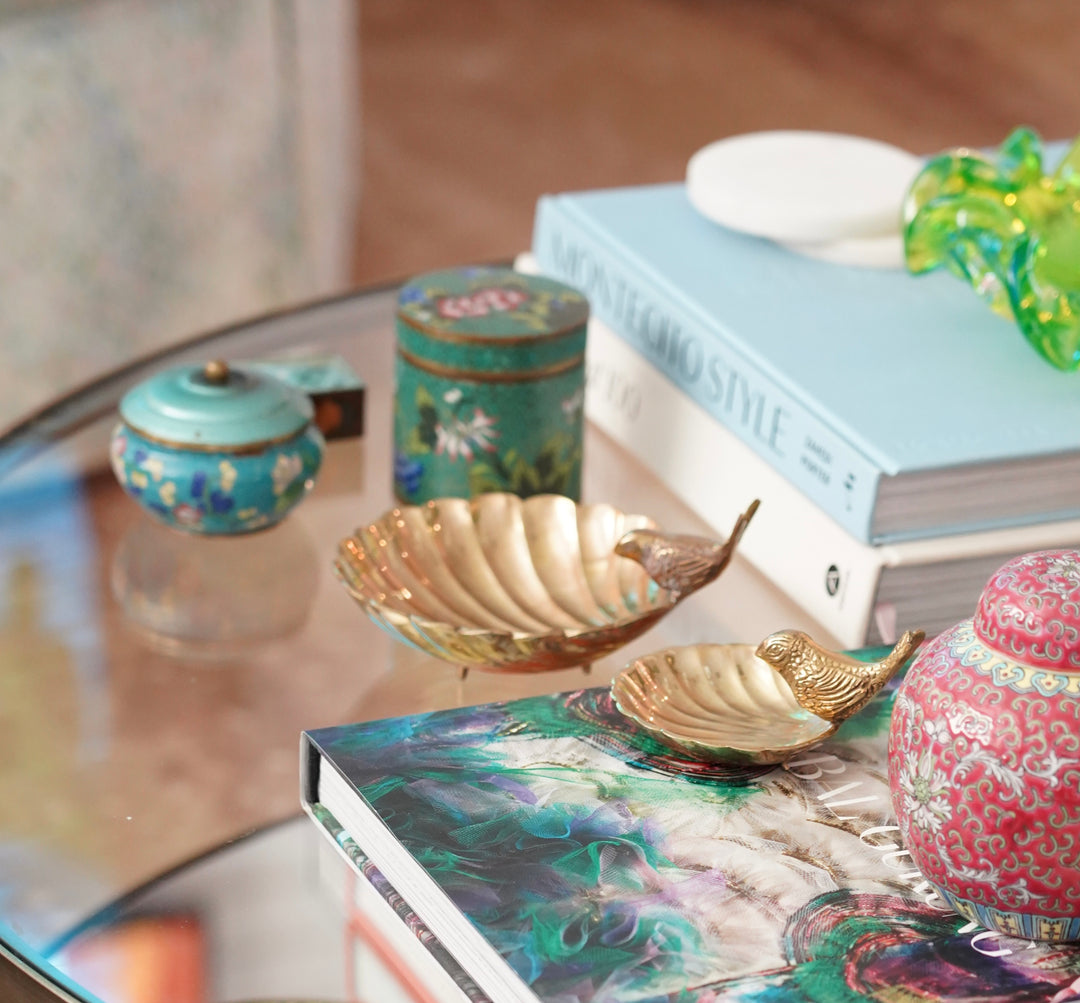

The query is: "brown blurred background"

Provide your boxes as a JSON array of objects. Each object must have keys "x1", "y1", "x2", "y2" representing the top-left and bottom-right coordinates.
[
  {"x1": 351, "y1": 0, "x2": 1080, "y2": 286},
  {"x1": 4, "y1": 0, "x2": 1079, "y2": 426}
]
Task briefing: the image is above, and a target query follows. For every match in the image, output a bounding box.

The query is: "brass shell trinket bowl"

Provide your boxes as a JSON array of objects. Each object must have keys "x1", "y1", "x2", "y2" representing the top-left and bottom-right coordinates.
[
  {"x1": 612, "y1": 630, "x2": 924, "y2": 765},
  {"x1": 334, "y1": 493, "x2": 758, "y2": 673}
]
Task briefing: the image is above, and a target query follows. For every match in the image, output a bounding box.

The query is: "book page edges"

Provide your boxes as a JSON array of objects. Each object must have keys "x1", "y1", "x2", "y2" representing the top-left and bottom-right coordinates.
[{"x1": 303, "y1": 743, "x2": 539, "y2": 1003}]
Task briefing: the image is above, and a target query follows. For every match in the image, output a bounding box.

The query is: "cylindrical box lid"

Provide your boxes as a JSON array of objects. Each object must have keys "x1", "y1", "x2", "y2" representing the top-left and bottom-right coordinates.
[
  {"x1": 393, "y1": 267, "x2": 589, "y2": 503},
  {"x1": 395, "y1": 267, "x2": 589, "y2": 375}
]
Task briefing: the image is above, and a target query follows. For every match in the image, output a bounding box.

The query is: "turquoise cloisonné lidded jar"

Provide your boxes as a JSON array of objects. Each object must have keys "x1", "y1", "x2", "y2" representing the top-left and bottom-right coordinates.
[
  {"x1": 111, "y1": 359, "x2": 324, "y2": 534},
  {"x1": 393, "y1": 266, "x2": 589, "y2": 503}
]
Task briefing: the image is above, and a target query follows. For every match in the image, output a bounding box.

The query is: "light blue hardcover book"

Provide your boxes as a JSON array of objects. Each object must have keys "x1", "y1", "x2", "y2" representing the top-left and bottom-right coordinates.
[{"x1": 532, "y1": 183, "x2": 1080, "y2": 545}]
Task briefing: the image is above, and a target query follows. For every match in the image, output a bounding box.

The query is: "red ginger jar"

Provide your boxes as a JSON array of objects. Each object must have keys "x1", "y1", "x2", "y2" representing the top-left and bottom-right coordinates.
[{"x1": 888, "y1": 549, "x2": 1080, "y2": 942}]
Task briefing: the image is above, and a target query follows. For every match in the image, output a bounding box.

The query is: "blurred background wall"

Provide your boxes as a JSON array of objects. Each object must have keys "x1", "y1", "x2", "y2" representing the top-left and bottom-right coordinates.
[
  {"x1": 352, "y1": 1, "x2": 1080, "y2": 283},
  {"x1": 3, "y1": 0, "x2": 1080, "y2": 426},
  {"x1": 0, "y1": 0, "x2": 358, "y2": 428}
]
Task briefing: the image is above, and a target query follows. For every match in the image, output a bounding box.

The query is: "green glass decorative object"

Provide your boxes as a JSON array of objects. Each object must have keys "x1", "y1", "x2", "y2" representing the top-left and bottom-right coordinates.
[{"x1": 904, "y1": 127, "x2": 1080, "y2": 371}]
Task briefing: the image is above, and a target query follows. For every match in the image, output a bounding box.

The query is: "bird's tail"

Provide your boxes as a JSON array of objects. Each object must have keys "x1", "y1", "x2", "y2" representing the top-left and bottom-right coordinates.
[
  {"x1": 885, "y1": 629, "x2": 926, "y2": 672},
  {"x1": 710, "y1": 498, "x2": 760, "y2": 578},
  {"x1": 615, "y1": 499, "x2": 760, "y2": 597}
]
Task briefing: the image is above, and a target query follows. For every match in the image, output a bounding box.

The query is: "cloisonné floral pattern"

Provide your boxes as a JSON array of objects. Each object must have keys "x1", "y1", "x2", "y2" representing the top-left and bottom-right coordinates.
[
  {"x1": 111, "y1": 422, "x2": 321, "y2": 534},
  {"x1": 397, "y1": 267, "x2": 588, "y2": 336},
  {"x1": 432, "y1": 389, "x2": 499, "y2": 462},
  {"x1": 393, "y1": 267, "x2": 587, "y2": 504},
  {"x1": 889, "y1": 549, "x2": 1080, "y2": 942},
  {"x1": 394, "y1": 378, "x2": 582, "y2": 502}
]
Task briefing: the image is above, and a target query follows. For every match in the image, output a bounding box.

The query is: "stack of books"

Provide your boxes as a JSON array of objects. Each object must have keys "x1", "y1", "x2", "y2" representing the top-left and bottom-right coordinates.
[
  {"x1": 302, "y1": 684, "x2": 1080, "y2": 1002},
  {"x1": 523, "y1": 183, "x2": 1080, "y2": 646}
]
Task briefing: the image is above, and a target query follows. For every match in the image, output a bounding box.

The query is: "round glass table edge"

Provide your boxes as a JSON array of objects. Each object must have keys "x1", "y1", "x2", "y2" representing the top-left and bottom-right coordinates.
[
  {"x1": 0, "y1": 268, "x2": 825, "y2": 1002},
  {"x1": 0, "y1": 281, "x2": 407, "y2": 1003},
  {"x1": 0, "y1": 279, "x2": 405, "y2": 478}
]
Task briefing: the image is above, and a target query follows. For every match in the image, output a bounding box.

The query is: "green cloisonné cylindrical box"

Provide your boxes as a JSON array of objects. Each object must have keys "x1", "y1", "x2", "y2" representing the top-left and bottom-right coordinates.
[{"x1": 393, "y1": 266, "x2": 589, "y2": 503}]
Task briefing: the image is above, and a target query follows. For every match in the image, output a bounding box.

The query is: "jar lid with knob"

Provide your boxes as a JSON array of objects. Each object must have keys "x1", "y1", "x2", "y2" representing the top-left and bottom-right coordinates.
[{"x1": 119, "y1": 359, "x2": 315, "y2": 451}]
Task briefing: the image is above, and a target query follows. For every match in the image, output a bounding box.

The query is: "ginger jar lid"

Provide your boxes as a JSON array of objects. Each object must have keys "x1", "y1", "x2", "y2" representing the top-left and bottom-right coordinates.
[
  {"x1": 395, "y1": 266, "x2": 589, "y2": 375},
  {"x1": 973, "y1": 549, "x2": 1080, "y2": 669},
  {"x1": 119, "y1": 359, "x2": 315, "y2": 450}
]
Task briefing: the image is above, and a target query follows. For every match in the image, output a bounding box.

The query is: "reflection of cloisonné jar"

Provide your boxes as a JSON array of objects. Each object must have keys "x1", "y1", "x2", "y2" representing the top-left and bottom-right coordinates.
[
  {"x1": 888, "y1": 549, "x2": 1080, "y2": 942},
  {"x1": 393, "y1": 267, "x2": 589, "y2": 503}
]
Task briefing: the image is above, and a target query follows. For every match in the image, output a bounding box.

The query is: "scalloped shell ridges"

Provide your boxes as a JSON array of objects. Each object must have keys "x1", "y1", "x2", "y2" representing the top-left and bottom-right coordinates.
[
  {"x1": 334, "y1": 493, "x2": 677, "y2": 672},
  {"x1": 611, "y1": 643, "x2": 836, "y2": 765}
]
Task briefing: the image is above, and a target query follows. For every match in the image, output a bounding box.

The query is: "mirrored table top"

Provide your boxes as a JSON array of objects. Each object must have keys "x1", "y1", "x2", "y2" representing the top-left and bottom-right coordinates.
[{"x1": 0, "y1": 285, "x2": 826, "y2": 1002}]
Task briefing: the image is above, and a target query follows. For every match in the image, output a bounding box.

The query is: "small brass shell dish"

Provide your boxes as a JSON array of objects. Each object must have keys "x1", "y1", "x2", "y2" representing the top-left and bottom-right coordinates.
[
  {"x1": 612, "y1": 630, "x2": 924, "y2": 765},
  {"x1": 334, "y1": 493, "x2": 758, "y2": 673},
  {"x1": 612, "y1": 643, "x2": 836, "y2": 765}
]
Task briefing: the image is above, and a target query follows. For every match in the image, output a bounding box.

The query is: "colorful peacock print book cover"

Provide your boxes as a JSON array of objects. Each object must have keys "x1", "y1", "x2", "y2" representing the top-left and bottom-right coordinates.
[{"x1": 301, "y1": 666, "x2": 1080, "y2": 1003}]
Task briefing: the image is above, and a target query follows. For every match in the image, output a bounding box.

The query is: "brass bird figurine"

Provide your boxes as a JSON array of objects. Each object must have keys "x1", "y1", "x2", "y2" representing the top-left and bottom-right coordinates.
[
  {"x1": 614, "y1": 499, "x2": 761, "y2": 598},
  {"x1": 755, "y1": 628, "x2": 925, "y2": 723}
]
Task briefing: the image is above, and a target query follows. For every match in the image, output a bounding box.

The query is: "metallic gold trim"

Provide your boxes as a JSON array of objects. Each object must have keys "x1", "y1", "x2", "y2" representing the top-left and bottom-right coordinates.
[
  {"x1": 396, "y1": 347, "x2": 584, "y2": 383},
  {"x1": 122, "y1": 421, "x2": 309, "y2": 455},
  {"x1": 202, "y1": 359, "x2": 231, "y2": 385},
  {"x1": 396, "y1": 310, "x2": 587, "y2": 345}
]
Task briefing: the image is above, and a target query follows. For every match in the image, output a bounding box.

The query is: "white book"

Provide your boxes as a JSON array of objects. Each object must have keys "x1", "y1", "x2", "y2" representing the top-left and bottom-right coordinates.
[
  {"x1": 589, "y1": 311, "x2": 1080, "y2": 645},
  {"x1": 513, "y1": 249, "x2": 1080, "y2": 646},
  {"x1": 583, "y1": 313, "x2": 1080, "y2": 645}
]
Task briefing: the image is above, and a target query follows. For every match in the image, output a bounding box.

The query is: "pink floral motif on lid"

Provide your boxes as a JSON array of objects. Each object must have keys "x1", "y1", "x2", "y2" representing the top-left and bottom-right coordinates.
[{"x1": 973, "y1": 549, "x2": 1080, "y2": 670}]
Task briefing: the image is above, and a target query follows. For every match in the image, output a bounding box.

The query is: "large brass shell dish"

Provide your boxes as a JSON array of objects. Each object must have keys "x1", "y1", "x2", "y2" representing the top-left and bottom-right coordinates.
[
  {"x1": 335, "y1": 494, "x2": 681, "y2": 672},
  {"x1": 612, "y1": 643, "x2": 837, "y2": 764}
]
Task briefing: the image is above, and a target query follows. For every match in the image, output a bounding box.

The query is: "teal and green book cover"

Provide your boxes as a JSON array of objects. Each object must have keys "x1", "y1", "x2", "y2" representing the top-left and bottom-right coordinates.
[{"x1": 302, "y1": 672, "x2": 1080, "y2": 1003}]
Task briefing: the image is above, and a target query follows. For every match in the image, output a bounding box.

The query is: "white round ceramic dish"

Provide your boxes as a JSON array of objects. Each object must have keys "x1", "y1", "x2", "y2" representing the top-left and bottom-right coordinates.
[
  {"x1": 686, "y1": 130, "x2": 922, "y2": 244},
  {"x1": 780, "y1": 232, "x2": 906, "y2": 270}
]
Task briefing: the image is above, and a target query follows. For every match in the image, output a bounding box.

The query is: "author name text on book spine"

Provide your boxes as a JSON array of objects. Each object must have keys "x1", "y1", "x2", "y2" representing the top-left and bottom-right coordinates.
[{"x1": 586, "y1": 355, "x2": 641, "y2": 423}]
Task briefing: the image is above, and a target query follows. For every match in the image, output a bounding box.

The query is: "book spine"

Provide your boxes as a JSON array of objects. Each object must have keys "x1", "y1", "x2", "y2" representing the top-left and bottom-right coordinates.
[
  {"x1": 310, "y1": 804, "x2": 480, "y2": 1003},
  {"x1": 301, "y1": 731, "x2": 482, "y2": 1003},
  {"x1": 533, "y1": 194, "x2": 884, "y2": 543},
  {"x1": 584, "y1": 316, "x2": 886, "y2": 647}
]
